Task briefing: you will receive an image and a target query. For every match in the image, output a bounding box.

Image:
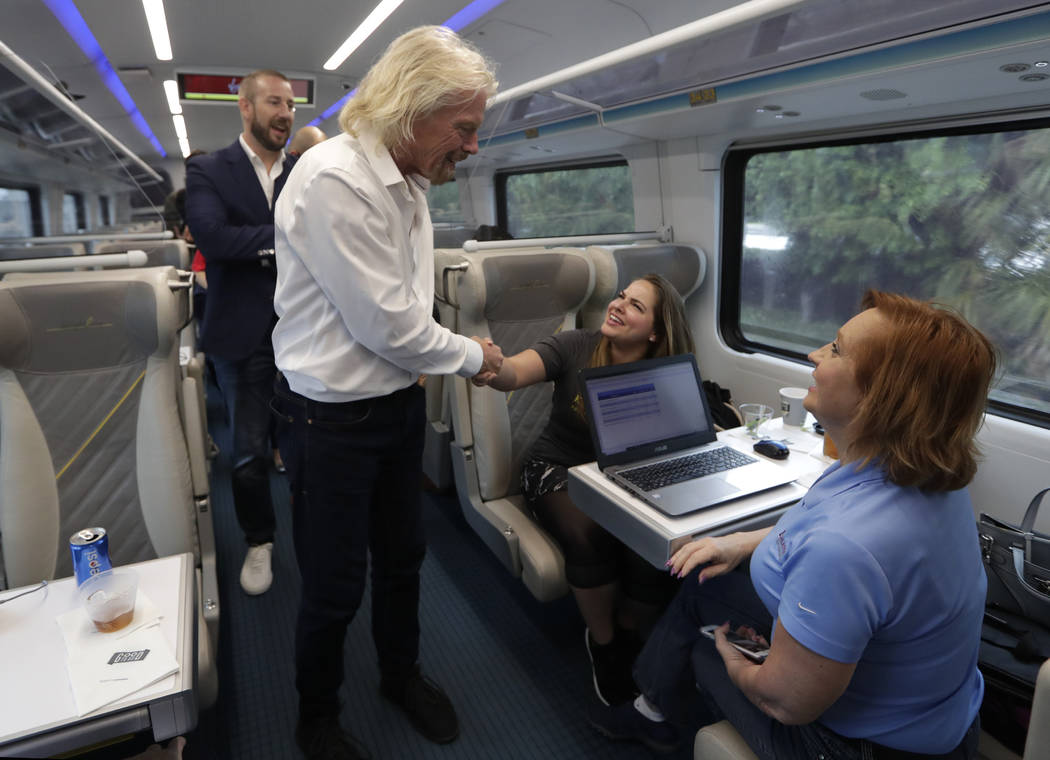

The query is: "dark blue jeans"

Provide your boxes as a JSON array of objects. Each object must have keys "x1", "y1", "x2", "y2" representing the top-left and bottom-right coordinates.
[
  {"x1": 634, "y1": 567, "x2": 979, "y2": 760},
  {"x1": 210, "y1": 343, "x2": 276, "y2": 546},
  {"x1": 272, "y1": 375, "x2": 428, "y2": 719}
]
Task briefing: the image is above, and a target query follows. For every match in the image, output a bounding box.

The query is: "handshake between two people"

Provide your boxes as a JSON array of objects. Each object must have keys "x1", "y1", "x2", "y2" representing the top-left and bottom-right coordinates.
[{"x1": 470, "y1": 336, "x2": 503, "y2": 387}]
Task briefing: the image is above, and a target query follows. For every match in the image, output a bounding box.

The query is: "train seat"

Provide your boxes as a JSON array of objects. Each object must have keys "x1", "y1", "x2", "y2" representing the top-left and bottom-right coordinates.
[
  {"x1": 92, "y1": 239, "x2": 206, "y2": 450},
  {"x1": 0, "y1": 265, "x2": 218, "y2": 707},
  {"x1": 432, "y1": 225, "x2": 476, "y2": 249},
  {"x1": 424, "y1": 245, "x2": 553, "y2": 491},
  {"x1": 1023, "y1": 658, "x2": 1050, "y2": 760},
  {"x1": 579, "y1": 243, "x2": 707, "y2": 330},
  {"x1": 694, "y1": 656, "x2": 1050, "y2": 760},
  {"x1": 694, "y1": 720, "x2": 758, "y2": 760},
  {"x1": 422, "y1": 247, "x2": 470, "y2": 491},
  {"x1": 0, "y1": 243, "x2": 88, "y2": 261},
  {"x1": 0, "y1": 246, "x2": 209, "y2": 464},
  {"x1": 94, "y1": 239, "x2": 191, "y2": 270},
  {"x1": 441, "y1": 247, "x2": 595, "y2": 601}
]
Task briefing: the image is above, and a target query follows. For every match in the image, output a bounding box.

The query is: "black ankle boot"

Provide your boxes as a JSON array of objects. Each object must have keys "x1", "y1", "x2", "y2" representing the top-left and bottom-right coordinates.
[
  {"x1": 615, "y1": 625, "x2": 644, "y2": 666},
  {"x1": 585, "y1": 628, "x2": 639, "y2": 706}
]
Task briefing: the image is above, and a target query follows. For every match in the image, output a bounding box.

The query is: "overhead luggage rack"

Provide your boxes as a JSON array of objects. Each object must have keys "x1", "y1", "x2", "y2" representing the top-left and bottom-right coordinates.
[{"x1": 480, "y1": 0, "x2": 1049, "y2": 142}]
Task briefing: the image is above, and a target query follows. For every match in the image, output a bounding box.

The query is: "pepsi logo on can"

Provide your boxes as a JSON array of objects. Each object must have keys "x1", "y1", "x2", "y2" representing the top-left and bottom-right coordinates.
[{"x1": 70, "y1": 527, "x2": 112, "y2": 586}]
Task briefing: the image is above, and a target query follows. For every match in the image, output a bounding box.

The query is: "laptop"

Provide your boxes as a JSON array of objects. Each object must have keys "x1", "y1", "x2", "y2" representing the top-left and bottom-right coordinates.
[{"x1": 578, "y1": 354, "x2": 797, "y2": 517}]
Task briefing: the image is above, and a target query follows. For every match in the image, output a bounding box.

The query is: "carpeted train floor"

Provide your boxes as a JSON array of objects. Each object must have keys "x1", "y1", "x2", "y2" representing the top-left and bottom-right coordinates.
[{"x1": 84, "y1": 377, "x2": 696, "y2": 760}]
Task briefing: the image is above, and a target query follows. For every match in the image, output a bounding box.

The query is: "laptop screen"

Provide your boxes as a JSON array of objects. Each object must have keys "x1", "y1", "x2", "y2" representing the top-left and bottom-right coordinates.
[{"x1": 580, "y1": 355, "x2": 715, "y2": 464}]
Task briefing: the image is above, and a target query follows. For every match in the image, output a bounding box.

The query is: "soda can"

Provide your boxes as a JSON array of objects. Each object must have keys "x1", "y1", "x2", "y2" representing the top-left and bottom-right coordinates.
[{"x1": 70, "y1": 528, "x2": 112, "y2": 585}]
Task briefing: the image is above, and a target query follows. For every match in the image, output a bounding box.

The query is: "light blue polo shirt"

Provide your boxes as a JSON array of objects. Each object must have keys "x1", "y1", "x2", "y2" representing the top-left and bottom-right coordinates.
[{"x1": 750, "y1": 460, "x2": 985, "y2": 753}]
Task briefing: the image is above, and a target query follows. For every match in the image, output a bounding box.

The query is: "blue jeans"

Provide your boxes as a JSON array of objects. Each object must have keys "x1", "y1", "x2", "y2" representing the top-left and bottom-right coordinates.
[
  {"x1": 633, "y1": 567, "x2": 979, "y2": 760},
  {"x1": 272, "y1": 374, "x2": 427, "y2": 719},
  {"x1": 210, "y1": 344, "x2": 276, "y2": 545}
]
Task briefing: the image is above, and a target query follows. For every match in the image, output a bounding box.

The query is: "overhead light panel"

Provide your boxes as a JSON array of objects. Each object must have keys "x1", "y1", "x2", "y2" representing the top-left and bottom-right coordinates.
[
  {"x1": 142, "y1": 0, "x2": 173, "y2": 61},
  {"x1": 172, "y1": 109, "x2": 190, "y2": 158},
  {"x1": 41, "y1": 0, "x2": 166, "y2": 156},
  {"x1": 163, "y1": 79, "x2": 181, "y2": 114},
  {"x1": 323, "y1": 0, "x2": 405, "y2": 71},
  {"x1": 310, "y1": 0, "x2": 504, "y2": 125}
]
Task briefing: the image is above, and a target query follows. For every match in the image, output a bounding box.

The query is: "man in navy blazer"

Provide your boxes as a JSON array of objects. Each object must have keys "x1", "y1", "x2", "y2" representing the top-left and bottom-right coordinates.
[{"x1": 185, "y1": 69, "x2": 297, "y2": 596}]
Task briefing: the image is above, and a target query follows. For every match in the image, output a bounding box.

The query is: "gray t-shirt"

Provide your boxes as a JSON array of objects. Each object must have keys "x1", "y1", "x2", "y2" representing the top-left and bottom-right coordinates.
[{"x1": 527, "y1": 329, "x2": 601, "y2": 467}]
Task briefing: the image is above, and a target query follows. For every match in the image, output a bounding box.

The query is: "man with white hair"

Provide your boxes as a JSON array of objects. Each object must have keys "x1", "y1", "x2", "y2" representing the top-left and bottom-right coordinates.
[{"x1": 272, "y1": 26, "x2": 501, "y2": 760}]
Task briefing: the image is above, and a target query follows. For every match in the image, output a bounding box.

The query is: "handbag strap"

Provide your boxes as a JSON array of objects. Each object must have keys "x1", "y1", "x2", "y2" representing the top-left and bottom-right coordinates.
[{"x1": 1021, "y1": 488, "x2": 1050, "y2": 532}]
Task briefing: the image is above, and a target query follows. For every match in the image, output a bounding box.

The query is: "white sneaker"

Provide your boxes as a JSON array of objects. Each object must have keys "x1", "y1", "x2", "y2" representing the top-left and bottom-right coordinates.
[{"x1": 240, "y1": 542, "x2": 273, "y2": 595}]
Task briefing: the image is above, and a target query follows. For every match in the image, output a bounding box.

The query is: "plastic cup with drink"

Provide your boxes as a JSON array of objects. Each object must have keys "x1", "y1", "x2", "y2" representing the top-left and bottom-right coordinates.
[
  {"x1": 78, "y1": 569, "x2": 138, "y2": 633},
  {"x1": 739, "y1": 403, "x2": 774, "y2": 439}
]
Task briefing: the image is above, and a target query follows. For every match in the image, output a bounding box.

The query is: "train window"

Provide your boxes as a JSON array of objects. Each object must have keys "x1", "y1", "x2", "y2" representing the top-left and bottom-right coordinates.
[
  {"x1": 0, "y1": 186, "x2": 39, "y2": 237},
  {"x1": 99, "y1": 195, "x2": 111, "y2": 227},
  {"x1": 722, "y1": 121, "x2": 1050, "y2": 423},
  {"x1": 496, "y1": 160, "x2": 634, "y2": 238},
  {"x1": 62, "y1": 192, "x2": 86, "y2": 234},
  {"x1": 427, "y1": 180, "x2": 463, "y2": 224}
]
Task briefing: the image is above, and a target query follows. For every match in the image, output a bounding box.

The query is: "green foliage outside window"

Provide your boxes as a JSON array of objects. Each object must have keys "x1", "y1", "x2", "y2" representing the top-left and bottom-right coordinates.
[
  {"x1": 428, "y1": 181, "x2": 464, "y2": 224},
  {"x1": 740, "y1": 128, "x2": 1050, "y2": 415},
  {"x1": 503, "y1": 163, "x2": 634, "y2": 238},
  {"x1": 0, "y1": 187, "x2": 33, "y2": 237},
  {"x1": 62, "y1": 192, "x2": 84, "y2": 234}
]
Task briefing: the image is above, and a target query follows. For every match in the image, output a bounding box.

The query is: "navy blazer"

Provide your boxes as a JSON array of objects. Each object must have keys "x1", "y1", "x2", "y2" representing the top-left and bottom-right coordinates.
[{"x1": 184, "y1": 139, "x2": 296, "y2": 360}]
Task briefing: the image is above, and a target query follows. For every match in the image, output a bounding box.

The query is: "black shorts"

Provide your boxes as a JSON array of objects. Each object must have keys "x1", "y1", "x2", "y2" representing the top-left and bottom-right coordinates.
[{"x1": 520, "y1": 456, "x2": 569, "y2": 502}]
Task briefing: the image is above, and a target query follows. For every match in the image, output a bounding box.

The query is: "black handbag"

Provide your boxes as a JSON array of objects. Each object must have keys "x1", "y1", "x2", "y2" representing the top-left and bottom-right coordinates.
[{"x1": 979, "y1": 488, "x2": 1050, "y2": 628}]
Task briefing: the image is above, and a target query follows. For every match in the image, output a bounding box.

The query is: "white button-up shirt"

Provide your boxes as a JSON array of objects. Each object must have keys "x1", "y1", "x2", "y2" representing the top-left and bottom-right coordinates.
[
  {"x1": 272, "y1": 128, "x2": 482, "y2": 402},
  {"x1": 238, "y1": 134, "x2": 285, "y2": 209}
]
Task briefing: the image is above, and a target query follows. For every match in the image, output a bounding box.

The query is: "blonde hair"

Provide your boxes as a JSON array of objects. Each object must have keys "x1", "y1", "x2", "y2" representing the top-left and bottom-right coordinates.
[
  {"x1": 590, "y1": 274, "x2": 695, "y2": 368},
  {"x1": 338, "y1": 26, "x2": 497, "y2": 150}
]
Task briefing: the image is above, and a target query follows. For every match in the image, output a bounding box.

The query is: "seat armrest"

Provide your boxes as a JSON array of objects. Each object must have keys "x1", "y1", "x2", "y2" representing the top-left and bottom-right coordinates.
[
  {"x1": 1024, "y1": 658, "x2": 1050, "y2": 760},
  {"x1": 694, "y1": 721, "x2": 758, "y2": 760},
  {"x1": 180, "y1": 375, "x2": 210, "y2": 498},
  {"x1": 195, "y1": 569, "x2": 219, "y2": 710}
]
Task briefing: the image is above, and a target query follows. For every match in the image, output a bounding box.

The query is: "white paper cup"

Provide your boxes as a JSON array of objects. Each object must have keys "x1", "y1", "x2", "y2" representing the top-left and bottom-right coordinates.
[{"x1": 778, "y1": 387, "x2": 808, "y2": 426}]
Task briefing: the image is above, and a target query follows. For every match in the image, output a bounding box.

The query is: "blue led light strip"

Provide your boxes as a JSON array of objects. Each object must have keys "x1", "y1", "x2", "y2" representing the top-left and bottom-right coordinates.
[
  {"x1": 442, "y1": 0, "x2": 505, "y2": 31},
  {"x1": 307, "y1": 0, "x2": 506, "y2": 128},
  {"x1": 308, "y1": 88, "x2": 355, "y2": 127},
  {"x1": 41, "y1": 0, "x2": 166, "y2": 157}
]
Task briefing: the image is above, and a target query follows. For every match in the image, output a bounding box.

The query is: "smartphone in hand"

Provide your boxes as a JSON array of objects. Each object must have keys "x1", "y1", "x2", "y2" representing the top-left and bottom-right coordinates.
[{"x1": 700, "y1": 624, "x2": 770, "y2": 662}]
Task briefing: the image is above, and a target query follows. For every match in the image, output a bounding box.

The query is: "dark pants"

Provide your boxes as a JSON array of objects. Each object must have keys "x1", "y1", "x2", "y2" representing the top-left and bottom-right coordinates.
[
  {"x1": 530, "y1": 488, "x2": 678, "y2": 603},
  {"x1": 635, "y1": 567, "x2": 980, "y2": 760},
  {"x1": 210, "y1": 343, "x2": 277, "y2": 546},
  {"x1": 272, "y1": 375, "x2": 427, "y2": 719},
  {"x1": 523, "y1": 458, "x2": 678, "y2": 605},
  {"x1": 191, "y1": 284, "x2": 206, "y2": 330}
]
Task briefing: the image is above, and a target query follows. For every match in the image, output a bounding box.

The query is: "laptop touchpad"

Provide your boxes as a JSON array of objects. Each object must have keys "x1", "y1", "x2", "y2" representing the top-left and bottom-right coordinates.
[
  {"x1": 661, "y1": 477, "x2": 739, "y2": 501},
  {"x1": 701, "y1": 478, "x2": 741, "y2": 499}
]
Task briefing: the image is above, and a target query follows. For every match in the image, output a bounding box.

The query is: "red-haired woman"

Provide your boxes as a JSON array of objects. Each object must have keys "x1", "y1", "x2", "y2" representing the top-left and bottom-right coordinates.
[{"x1": 592, "y1": 290, "x2": 996, "y2": 760}]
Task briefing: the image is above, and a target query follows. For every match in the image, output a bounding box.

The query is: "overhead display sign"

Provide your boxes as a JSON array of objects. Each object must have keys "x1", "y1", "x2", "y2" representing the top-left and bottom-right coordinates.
[{"x1": 177, "y1": 73, "x2": 314, "y2": 106}]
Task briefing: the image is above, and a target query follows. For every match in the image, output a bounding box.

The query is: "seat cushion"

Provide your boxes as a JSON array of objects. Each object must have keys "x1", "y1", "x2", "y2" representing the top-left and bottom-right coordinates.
[{"x1": 694, "y1": 720, "x2": 759, "y2": 760}]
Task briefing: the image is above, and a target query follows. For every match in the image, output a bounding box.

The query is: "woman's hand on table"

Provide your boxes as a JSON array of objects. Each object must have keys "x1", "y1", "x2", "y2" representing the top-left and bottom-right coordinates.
[{"x1": 667, "y1": 528, "x2": 771, "y2": 582}]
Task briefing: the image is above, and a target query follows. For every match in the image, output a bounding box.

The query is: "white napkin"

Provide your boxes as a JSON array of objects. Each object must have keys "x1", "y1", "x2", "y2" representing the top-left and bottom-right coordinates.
[{"x1": 56, "y1": 592, "x2": 179, "y2": 716}]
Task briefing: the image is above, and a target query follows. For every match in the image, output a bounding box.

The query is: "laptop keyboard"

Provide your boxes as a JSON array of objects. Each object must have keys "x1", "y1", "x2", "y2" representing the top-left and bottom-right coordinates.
[{"x1": 620, "y1": 447, "x2": 757, "y2": 491}]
